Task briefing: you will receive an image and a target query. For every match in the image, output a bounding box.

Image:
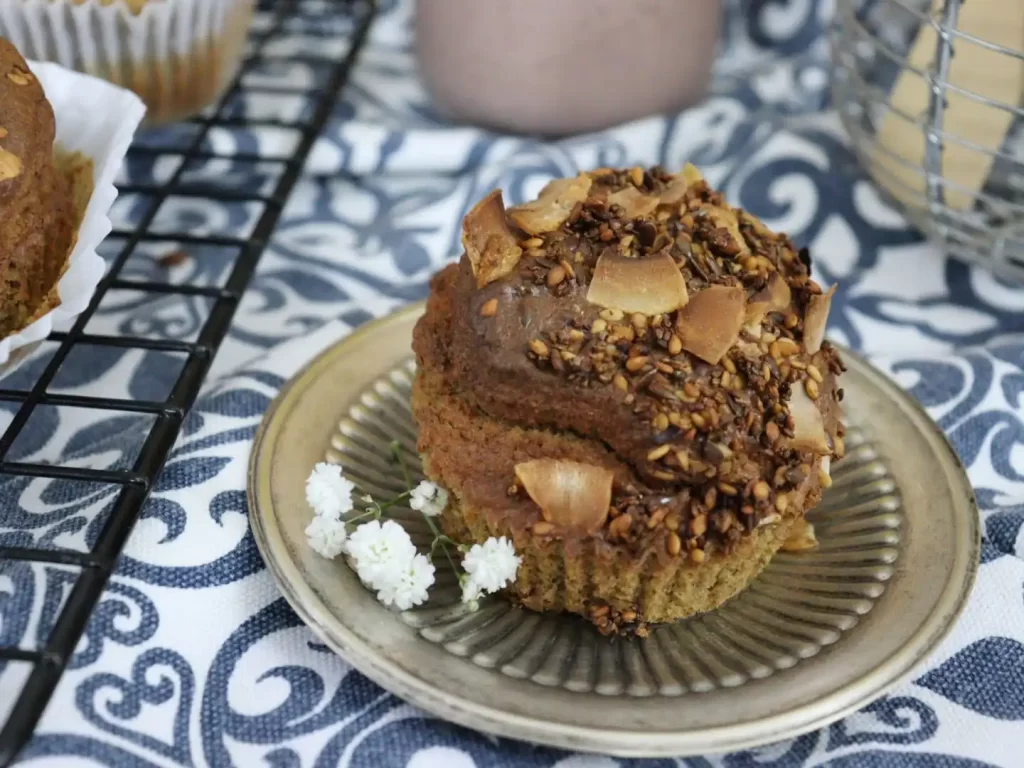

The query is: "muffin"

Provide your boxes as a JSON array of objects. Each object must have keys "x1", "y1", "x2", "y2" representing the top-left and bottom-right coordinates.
[
  {"x1": 412, "y1": 165, "x2": 844, "y2": 634},
  {"x1": 0, "y1": 0, "x2": 255, "y2": 124},
  {"x1": 0, "y1": 38, "x2": 78, "y2": 339}
]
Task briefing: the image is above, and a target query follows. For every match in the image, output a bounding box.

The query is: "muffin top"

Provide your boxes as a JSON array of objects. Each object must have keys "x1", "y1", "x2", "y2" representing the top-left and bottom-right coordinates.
[
  {"x1": 420, "y1": 165, "x2": 844, "y2": 554},
  {"x1": 0, "y1": 39, "x2": 54, "y2": 204}
]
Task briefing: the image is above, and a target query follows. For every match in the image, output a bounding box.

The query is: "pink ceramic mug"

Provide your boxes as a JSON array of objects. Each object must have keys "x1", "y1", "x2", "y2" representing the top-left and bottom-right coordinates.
[{"x1": 415, "y1": 0, "x2": 723, "y2": 136}]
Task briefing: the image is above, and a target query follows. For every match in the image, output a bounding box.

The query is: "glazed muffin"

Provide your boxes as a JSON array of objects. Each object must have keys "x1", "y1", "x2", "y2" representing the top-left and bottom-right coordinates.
[
  {"x1": 0, "y1": 0, "x2": 254, "y2": 124},
  {"x1": 412, "y1": 165, "x2": 844, "y2": 633},
  {"x1": 0, "y1": 39, "x2": 77, "y2": 338}
]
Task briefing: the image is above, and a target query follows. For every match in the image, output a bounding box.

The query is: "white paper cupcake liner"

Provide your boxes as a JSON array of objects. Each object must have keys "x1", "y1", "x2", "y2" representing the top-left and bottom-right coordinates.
[
  {"x1": 0, "y1": 60, "x2": 145, "y2": 372},
  {"x1": 0, "y1": 0, "x2": 254, "y2": 124}
]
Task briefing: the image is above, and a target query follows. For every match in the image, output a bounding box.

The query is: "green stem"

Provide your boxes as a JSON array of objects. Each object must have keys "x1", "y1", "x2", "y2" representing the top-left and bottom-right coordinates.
[
  {"x1": 389, "y1": 440, "x2": 413, "y2": 489},
  {"x1": 388, "y1": 440, "x2": 462, "y2": 582}
]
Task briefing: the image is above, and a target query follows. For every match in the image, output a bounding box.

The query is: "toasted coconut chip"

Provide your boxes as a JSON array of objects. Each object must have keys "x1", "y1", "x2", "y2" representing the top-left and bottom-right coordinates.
[
  {"x1": 673, "y1": 284, "x2": 745, "y2": 364},
  {"x1": 660, "y1": 162, "x2": 705, "y2": 206},
  {"x1": 514, "y1": 459, "x2": 614, "y2": 533},
  {"x1": 781, "y1": 519, "x2": 818, "y2": 552},
  {"x1": 507, "y1": 174, "x2": 592, "y2": 235},
  {"x1": 587, "y1": 251, "x2": 688, "y2": 315},
  {"x1": 461, "y1": 190, "x2": 523, "y2": 288},
  {"x1": 707, "y1": 205, "x2": 750, "y2": 256},
  {"x1": 803, "y1": 284, "x2": 835, "y2": 354},
  {"x1": 787, "y1": 385, "x2": 830, "y2": 453},
  {"x1": 745, "y1": 272, "x2": 793, "y2": 324},
  {"x1": 608, "y1": 185, "x2": 659, "y2": 219}
]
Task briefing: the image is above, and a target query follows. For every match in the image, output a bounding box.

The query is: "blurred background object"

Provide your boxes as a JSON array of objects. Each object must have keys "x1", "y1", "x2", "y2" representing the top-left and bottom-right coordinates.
[
  {"x1": 0, "y1": 0, "x2": 255, "y2": 124},
  {"x1": 832, "y1": 0, "x2": 1024, "y2": 281},
  {"x1": 415, "y1": 0, "x2": 723, "y2": 136}
]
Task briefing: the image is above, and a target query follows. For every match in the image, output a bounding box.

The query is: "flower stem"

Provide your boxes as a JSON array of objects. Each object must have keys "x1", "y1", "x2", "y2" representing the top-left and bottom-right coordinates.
[
  {"x1": 391, "y1": 440, "x2": 460, "y2": 578},
  {"x1": 389, "y1": 440, "x2": 413, "y2": 489}
]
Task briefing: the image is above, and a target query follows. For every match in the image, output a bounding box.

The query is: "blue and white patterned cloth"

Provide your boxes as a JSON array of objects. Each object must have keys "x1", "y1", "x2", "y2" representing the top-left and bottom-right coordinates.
[{"x1": 2, "y1": 1, "x2": 1024, "y2": 765}]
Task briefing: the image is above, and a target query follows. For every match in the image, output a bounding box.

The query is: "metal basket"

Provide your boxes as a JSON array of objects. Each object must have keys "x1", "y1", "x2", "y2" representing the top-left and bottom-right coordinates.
[{"x1": 831, "y1": 0, "x2": 1024, "y2": 281}]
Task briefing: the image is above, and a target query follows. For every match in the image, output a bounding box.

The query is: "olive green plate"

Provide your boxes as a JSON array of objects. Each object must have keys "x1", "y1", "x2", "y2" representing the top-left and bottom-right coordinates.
[{"x1": 248, "y1": 302, "x2": 979, "y2": 757}]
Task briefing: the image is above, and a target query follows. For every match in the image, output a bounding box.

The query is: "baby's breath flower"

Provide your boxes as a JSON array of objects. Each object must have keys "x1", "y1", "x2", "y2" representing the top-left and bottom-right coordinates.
[
  {"x1": 305, "y1": 514, "x2": 348, "y2": 559},
  {"x1": 376, "y1": 552, "x2": 435, "y2": 610},
  {"x1": 347, "y1": 519, "x2": 417, "y2": 590},
  {"x1": 409, "y1": 480, "x2": 449, "y2": 517},
  {"x1": 461, "y1": 536, "x2": 521, "y2": 603},
  {"x1": 305, "y1": 462, "x2": 355, "y2": 520}
]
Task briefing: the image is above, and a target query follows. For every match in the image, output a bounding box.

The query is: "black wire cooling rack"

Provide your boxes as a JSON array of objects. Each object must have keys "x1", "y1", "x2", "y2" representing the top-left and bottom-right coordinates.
[{"x1": 0, "y1": 0, "x2": 375, "y2": 763}]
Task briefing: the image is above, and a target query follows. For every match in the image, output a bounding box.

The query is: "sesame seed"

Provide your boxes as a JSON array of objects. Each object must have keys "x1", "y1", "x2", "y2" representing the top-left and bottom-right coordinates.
[
  {"x1": 690, "y1": 548, "x2": 705, "y2": 564},
  {"x1": 704, "y1": 487, "x2": 717, "y2": 509},
  {"x1": 647, "y1": 507, "x2": 668, "y2": 528},
  {"x1": 559, "y1": 259, "x2": 576, "y2": 278},
  {"x1": 529, "y1": 339, "x2": 549, "y2": 357},
  {"x1": 591, "y1": 318, "x2": 608, "y2": 334},
  {"x1": 765, "y1": 422, "x2": 780, "y2": 442},
  {"x1": 674, "y1": 450, "x2": 690, "y2": 471},
  {"x1": 631, "y1": 313, "x2": 647, "y2": 331},
  {"x1": 777, "y1": 338, "x2": 800, "y2": 356},
  {"x1": 753, "y1": 481, "x2": 771, "y2": 501},
  {"x1": 834, "y1": 435, "x2": 846, "y2": 458},
  {"x1": 718, "y1": 482, "x2": 738, "y2": 496},
  {"x1": 526, "y1": 248, "x2": 546, "y2": 259},
  {"x1": 522, "y1": 237, "x2": 544, "y2": 249},
  {"x1": 690, "y1": 513, "x2": 707, "y2": 536},
  {"x1": 668, "y1": 335, "x2": 683, "y2": 356},
  {"x1": 769, "y1": 341, "x2": 781, "y2": 360},
  {"x1": 807, "y1": 364, "x2": 823, "y2": 383},
  {"x1": 546, "y1": 265, "x2": 566, "y2": 288},
  {"x1": 819, "y1": 468, "x2": 833, "y2": 489},
  {"x1": 647, "y1": 444, "x2": 671, "y2": 461},
  {"x1": 721, "y1": 371, "x2": 732, "y2": 389},
  {"x1": 480, "y1": 298, "x2": 498, "y2": 317},
  {"x1": 653, "y1": 413, "x2": 669, "y2": 431},
  {"x1": 776, "y1": 494, "x2": 789, "y2": 513},
  {"x1": 667, "y1": 532, "x2": 682, "y2": 555},
  {"x1": 805, "y1": 378, "x2": 820, "y2": 399},
  {"x1": 683, "y1": 382, "x2": 700, "y2": 399},
  {"x1": 613, "y1": 374, "x2": 629, "y2": 391},
  {"x1": 626, "y1": 356, "x2": 649, "y2": 372},
  {"x1": 785, "y1": 313, "x2": 799, "y2": 329},
  {"x1": 532, "y1": 521, "x2": 554, "y2": 535},
  {"x1": 722, "y1": 357, "x2": 737, "y2": 374},
  {"x1": 630, "y1": 166, "x2": 645, "y2": 186},
  {"x1": 691, "y1": 412, "x2": 706, "y2": 429},
  {"x1": 600, "y1": 308, "x2": 624, "y2": 322}
]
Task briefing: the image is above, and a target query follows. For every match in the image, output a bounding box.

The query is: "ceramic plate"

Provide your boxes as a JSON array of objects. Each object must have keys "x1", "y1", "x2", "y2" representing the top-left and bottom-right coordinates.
[{"x1": 248, "y1": 302, "x2": 979, "y2": 757}]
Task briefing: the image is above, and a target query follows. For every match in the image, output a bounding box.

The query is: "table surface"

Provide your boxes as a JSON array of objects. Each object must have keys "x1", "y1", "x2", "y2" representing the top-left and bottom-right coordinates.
[{"x1": 2, "y1": 1, "x2": 1023, "y2": 766}]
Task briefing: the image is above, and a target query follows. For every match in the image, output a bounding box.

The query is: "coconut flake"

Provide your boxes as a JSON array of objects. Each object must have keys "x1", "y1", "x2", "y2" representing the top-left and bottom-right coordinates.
[
  {"x1": 514, "y1": 459, "x2": 614, "y2": 533},
  {"x1": 607, "y1": 186, "x2": 659, "y2": 219},
  {"x1": 745, "y1": 272, "x2": 792, "y2": 325},
  {"x1": 781, "y1": 519, "x2": 818, "y2": 552},
  {"x1": 673, "y1": 284, "x2": 745, "y2": 364},
  {"x1": 461, "y1": 190, "x2": 523, "y2": 288},
  {"x1": 803, "y1": 284, "x2": 836, "y2": 354},
  {"x1": 507, "y1": 174, "x2": 592, "y2": 235},
  {"x1": 787, "y1": 385, "x2": 830, "y2": 453},
  {"x1": 587, "y1": 251, "x2": 689, "y2": 315},
  {"x1": 660, "y1": 163, "x2": 705, "y2": 206}
]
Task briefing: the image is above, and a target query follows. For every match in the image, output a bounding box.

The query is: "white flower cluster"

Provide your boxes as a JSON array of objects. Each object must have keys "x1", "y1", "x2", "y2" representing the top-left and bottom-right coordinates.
[
  {"x1": 304, "y1": 463, "x2": 354, "y2": 558},
  {"x1": 409, "y1": 480, "x2": 449, "y2": 517},
  {"x1": 303, "y1": 467, "x2": 521, "y2": 612}
]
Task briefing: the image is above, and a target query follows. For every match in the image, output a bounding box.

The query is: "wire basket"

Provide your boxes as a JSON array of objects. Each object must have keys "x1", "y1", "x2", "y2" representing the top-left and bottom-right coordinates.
[{"x1": 831, "y1": 0, "x2": 1024, "y2": 281}]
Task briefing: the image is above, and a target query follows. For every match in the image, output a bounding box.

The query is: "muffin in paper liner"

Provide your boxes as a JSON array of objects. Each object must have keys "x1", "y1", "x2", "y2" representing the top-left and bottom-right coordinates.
[
  {"x1": 0, "y1": 60, "x2": 145, "y2": 372},
  {"x1": 0, "y1": 0, "x2": 254, "y2": 124}
]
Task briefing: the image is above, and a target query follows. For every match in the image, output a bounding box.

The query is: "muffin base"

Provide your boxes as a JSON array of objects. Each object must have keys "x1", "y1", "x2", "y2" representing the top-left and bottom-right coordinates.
[
  {"x1": 412, "y1": 367, "x2": 821, "y2": 628},
  {"x1": 438, "y1": 488, "x2": 801, "y2": 626}
]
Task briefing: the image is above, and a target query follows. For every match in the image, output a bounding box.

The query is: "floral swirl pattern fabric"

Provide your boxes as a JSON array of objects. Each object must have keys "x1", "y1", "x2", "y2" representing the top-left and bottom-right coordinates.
[{"x1": 1, "y1": 0, "x2": 1023, "y2": 766}]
